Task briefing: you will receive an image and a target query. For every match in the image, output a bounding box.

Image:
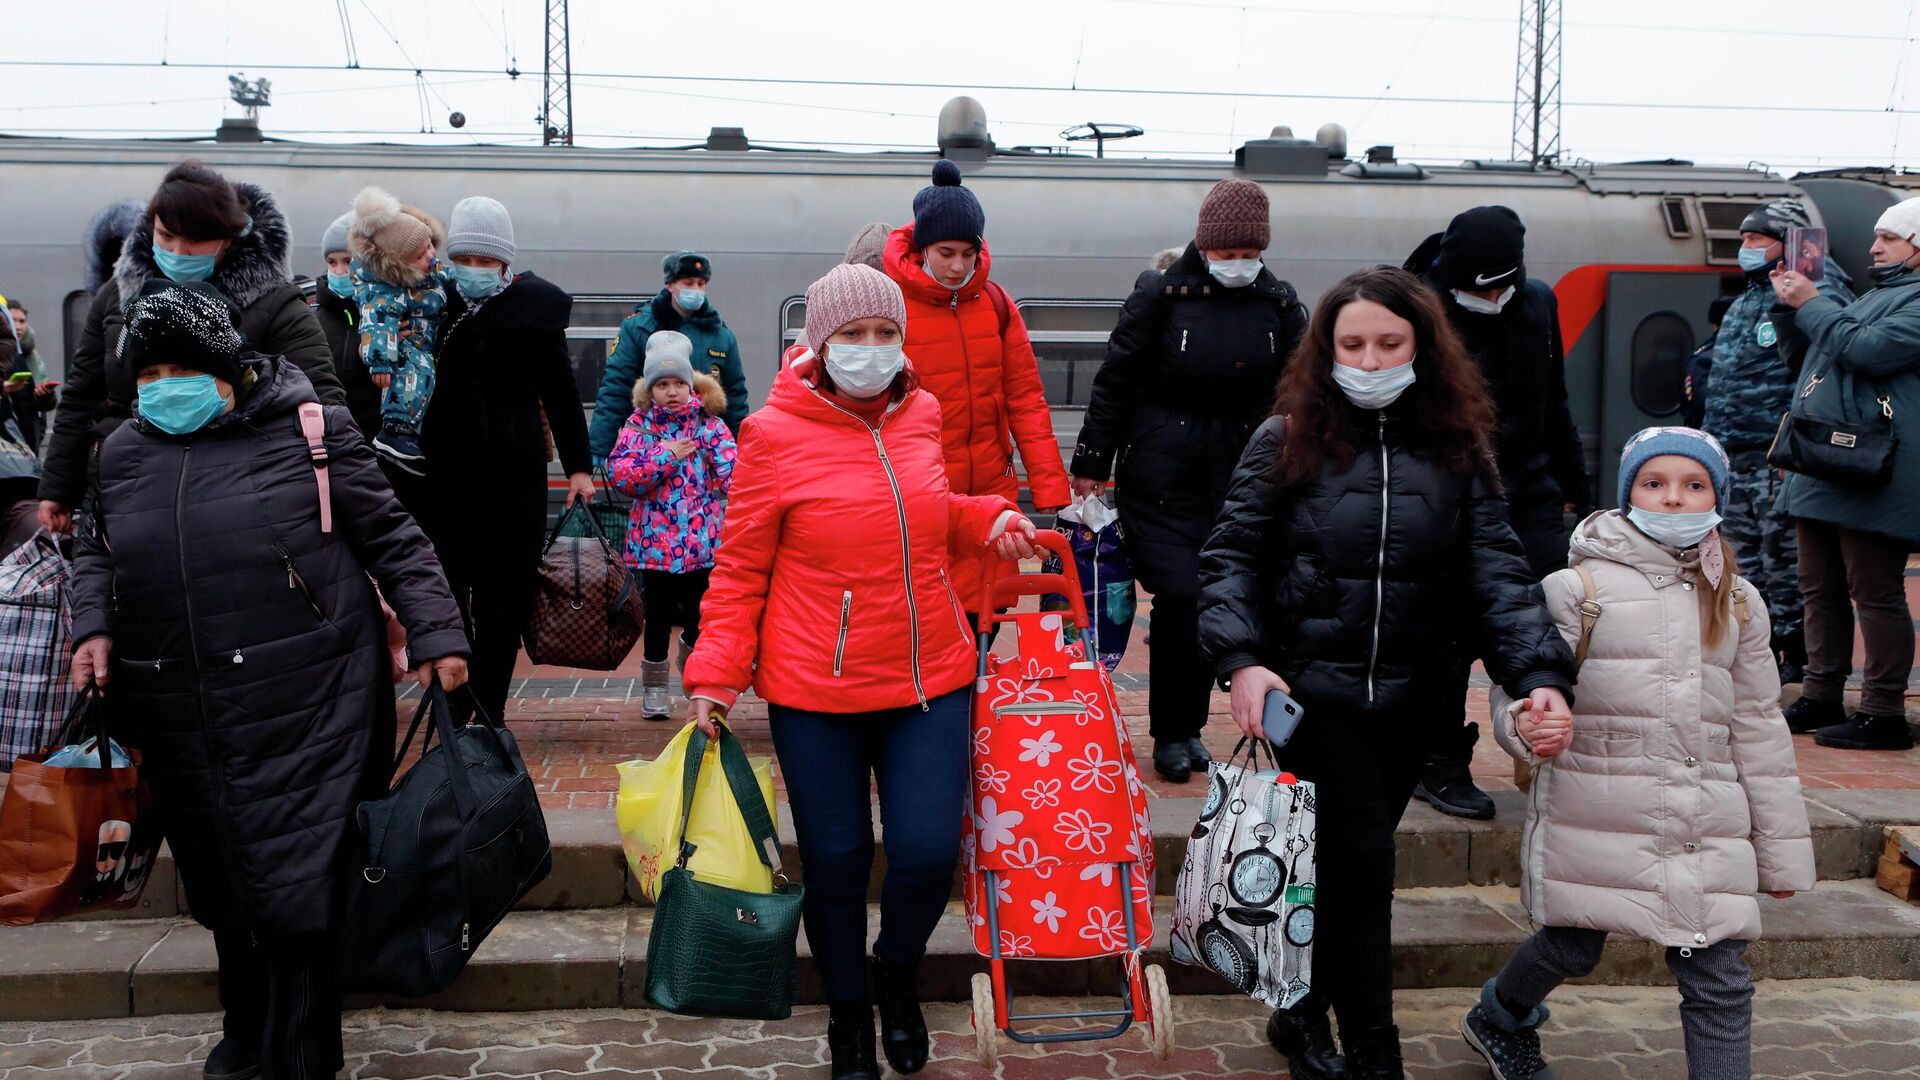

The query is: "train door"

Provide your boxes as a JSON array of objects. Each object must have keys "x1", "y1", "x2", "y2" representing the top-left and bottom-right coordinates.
[{"x1": 1595, "y1": 271, "x2": 1725, "y2": 505}]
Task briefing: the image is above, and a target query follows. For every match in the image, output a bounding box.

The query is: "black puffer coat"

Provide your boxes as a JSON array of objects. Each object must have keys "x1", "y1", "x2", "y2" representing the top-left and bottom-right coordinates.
[
  {"x1": 1197, "y1": 412, "x2": 1576, "y2": 713},
  {"x1": 70, "y1": 357, "x2": 468, "y2": 938},
  {"x1": 1071, "y1": 243, "x2": 1307, "y2": 597},
  {"x1": 315, "y1": 283, "x2": 383, "y2": 439},
  {"x1": 39, "y1": 184, "x2": 344, "y2": 507}
]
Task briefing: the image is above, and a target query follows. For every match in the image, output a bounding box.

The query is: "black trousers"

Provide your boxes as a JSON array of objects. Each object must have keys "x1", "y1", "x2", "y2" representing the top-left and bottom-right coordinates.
[
  {"x1": 214, "y1": 930, "x2": 343, "y2": 1080},
  {"x1": 1147, "y1": 593, "x2": 1214, "y2": 742},
  {"x1": 1275, "y1": 706, "x2": 1431, "y2": 1034},
  {"x1": 642, "y1": 568, "x2": 711, "y2": 662},
  {"x1": 388, "y1": 461, "x2": 547, "y2": 726}
]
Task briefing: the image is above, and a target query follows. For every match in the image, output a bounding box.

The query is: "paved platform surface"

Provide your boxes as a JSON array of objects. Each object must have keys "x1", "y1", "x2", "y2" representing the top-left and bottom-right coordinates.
[{"x1": 2, "y1": 979, "x2": 1915, "y2": 1079}]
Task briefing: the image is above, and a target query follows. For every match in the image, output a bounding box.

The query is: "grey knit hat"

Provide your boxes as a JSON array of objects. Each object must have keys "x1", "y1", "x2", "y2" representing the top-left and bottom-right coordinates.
[
  {"x1": 845, "y1": 222, "x2": 893, "y2": 269},
  {"x1": 641, "y1": 330, "x2": 697, "y2": 397},
  {"x1": 321, "y1": 212, "x2": 352, "y2": 256},
  {"x1": 447, "y1": 196, "x2": 516, "y2": 263}
]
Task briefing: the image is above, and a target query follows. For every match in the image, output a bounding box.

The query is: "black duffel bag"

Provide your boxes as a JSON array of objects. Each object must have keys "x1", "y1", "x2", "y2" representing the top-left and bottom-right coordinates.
[{"x1": 338, "y1": 679, "x2": 552, "y2": 996}]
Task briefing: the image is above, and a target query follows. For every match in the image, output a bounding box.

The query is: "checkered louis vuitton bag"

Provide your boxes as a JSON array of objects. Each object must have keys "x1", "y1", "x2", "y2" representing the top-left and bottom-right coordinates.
[{"x1": 522, "y1": 502, "x2": 644, "y2": 670}]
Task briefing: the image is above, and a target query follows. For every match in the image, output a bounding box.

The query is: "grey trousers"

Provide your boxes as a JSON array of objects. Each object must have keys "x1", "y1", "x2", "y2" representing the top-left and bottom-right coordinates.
[{"x1": 1495, "y1": 926, "x2": 1754, "y2": 1080}]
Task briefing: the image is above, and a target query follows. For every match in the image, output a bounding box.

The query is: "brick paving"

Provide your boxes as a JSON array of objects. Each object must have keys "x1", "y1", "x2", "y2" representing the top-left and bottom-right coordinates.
[{"x1": 2, "y1": 979, "x2": 1916, "y2": 1078}]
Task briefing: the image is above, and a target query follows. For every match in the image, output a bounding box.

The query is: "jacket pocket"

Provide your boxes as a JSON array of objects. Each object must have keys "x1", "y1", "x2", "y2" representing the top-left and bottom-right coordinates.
[
  {"x1": 1568, "y1": 730, "x2": 1643, "y2": 759},
  {"x1": 938, "y1": 569, "x2": 975, "y2": 644},
  {"x1": 1704, "y1": 727, "x2": 1734, "y2": 764},
  {"x1": 272, "y1": 543, "x2": 327, "y2": 624},
  {"x1": 832, "y1": 591, "x2": 853, "y2": 678}
]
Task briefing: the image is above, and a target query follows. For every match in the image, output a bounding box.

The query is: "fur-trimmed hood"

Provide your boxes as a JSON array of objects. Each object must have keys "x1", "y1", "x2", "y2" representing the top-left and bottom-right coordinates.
[
  {"x1": 631, "y1": 371, "x2": 725, "y2": 414},
  {"x1": 347, "y1": 186, "x2": 446, "y2": 287},
  {"x1": 111, "y1": 182, "x2": 294, "y2": 310},
  {"x1": 86, "y1": 199, "x2": 146, "y2": 296}
]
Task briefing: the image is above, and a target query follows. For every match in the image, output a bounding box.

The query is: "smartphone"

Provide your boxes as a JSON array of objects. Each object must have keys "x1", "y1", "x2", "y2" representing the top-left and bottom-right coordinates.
[
  {"x1": 4, "y1": 373, "x2": 29, "y2": 386},
  {"x1": 1261, "y1": 687, "x2": 1305, "y2": 749}
]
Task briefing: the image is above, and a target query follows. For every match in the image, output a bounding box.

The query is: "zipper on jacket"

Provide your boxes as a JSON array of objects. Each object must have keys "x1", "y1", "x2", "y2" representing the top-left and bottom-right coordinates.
[
  {"x1": 1180, "y1": 329, "x2": 1188, "y2": 352},
  {"x1": 816, "y1": 395, "x2": 928, "y2": 707},
  {"x1": 273, "y1": 543, "x2": 325, "y2": 621},
  {"x1": 1366, "y1": 411, "x2": 1389, "y2": 703},
  {"x1": 949, "y1": 290, "x2": 979, "y2": 495},
  {"x1": 1269, "y1": 331, "x2": 1275, "y2": 354},
  {"x1": 938, "y1": 568, "x2": 973, "y2": 643},
  {"x1": 833, "y1": 591, "x2": 853, "y2": 677}
]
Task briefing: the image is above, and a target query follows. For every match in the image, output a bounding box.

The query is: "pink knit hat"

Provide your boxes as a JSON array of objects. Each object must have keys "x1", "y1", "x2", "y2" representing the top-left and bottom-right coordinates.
[{"x1": 804, "y1": 263, "x2": 908, "y2": 351}]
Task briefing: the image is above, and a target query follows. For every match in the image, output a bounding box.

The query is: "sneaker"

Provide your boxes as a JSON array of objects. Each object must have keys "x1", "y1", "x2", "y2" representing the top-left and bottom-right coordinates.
[
  {"x1": 373, "y1": 429, "x2": 427, "y2": 475},
  {"x1": 1414, "y1": 757, "x2": 1495, "y2": 820},
  {"x1": 1186, "y1": 737, "x2": 1213, "y2": 770},
  {"x1": 1152, "y1": 739, "x2": 1193, "y2": 783},
  {"x1": 203, "y1": 1039, "x2": 261, "y2": 1080},
  {"x1": 1783, "y1": 696, "x2": 1847, "y2": 734},
  {"x1": 1814, "y1": 712, "x2": 1916, "y2": 751},
  {"x1": 1460, "y1": 982, "x2": 1554, "y2": 1080}
]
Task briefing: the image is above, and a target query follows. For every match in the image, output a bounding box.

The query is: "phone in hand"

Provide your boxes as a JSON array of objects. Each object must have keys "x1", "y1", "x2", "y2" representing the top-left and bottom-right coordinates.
[
  {"x1": 1261, "y1": 687, "x2": 1305, "y2": 749},
  {"x1": 5, "y1": 372, "x2": 30, "y2": 386}
]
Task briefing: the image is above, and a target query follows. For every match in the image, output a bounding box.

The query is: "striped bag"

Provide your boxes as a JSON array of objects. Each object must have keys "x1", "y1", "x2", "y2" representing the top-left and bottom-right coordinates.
[{"x1": 0, "y1": 533, "x2": 75, "y2": 772}]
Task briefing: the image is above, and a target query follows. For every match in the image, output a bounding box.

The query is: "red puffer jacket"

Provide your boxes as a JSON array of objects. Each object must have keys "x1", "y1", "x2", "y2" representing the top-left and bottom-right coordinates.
[
  {"x1": 883, "y1": 225, "x2": 1071, "y2": 605},
  {"x1": 683, "y1": 351, "x2": 1015, "y2": 714}
]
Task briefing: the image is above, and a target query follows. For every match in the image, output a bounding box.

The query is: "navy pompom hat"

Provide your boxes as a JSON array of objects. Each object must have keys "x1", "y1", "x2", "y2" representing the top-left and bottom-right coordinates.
[
  {"x1": 1617, "y1": 426, "x2": 1731, "y2": 510},
  {"x1": 911, "y1": 160, "x2": 985, "y2": 251}
]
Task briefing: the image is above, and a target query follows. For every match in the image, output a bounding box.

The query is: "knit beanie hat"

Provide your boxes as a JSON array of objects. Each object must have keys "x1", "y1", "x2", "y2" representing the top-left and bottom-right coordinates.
[
  {"x1": 844, "y1": 222, "x2": 893, "y2": 269},
  {"x1": 911, "y1": 161, "x2": 985, "y2": 251},
  {"x1": 321, "y1": 212, "x2": 352, "y2": 257},
  {"x1": 1874, "y1": 195, "x2": 1920, "y2": 244},
  {"x1": 447, "y1": 196, "x2": 516, "y2": 263},
  {"x1": 1194, "y1": 178, "x2": 1271, "y2": 251},
  {"x1": 803, "y1": 263, "x2": 908, "y2": 352},
  {"x1": 663, "y1": 251, "x2": 712, "y2": 283},
  {"x1": 116, "y1": 280, "x2": 247, "y2": 386},
  {"x1": 1616, "y1": 426, "x2": 1731, "y2": 511},
  {"x1": 1431, "y1": 205, "x2": 1526, "y2": 291},
  {"x1": 349, "y1": 185, "x2": 433, "y2": 260},
  {"x1": 641, "y1": 330, "x2": 698, "y2": 397},
  {"x1": 1739, "y1": 197, "x2": 1810, "y2": 241}
]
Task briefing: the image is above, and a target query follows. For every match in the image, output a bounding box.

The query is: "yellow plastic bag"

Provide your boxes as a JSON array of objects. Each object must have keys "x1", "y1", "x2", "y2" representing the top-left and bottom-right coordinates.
[{"x1": 615, "y1": 720, "x2": 777, "y2": 900}]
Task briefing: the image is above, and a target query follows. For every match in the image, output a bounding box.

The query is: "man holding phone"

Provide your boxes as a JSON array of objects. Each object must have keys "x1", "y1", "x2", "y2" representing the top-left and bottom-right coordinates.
[{"x1": 6, "y1": 300, "x2": 57, "y2": 451}]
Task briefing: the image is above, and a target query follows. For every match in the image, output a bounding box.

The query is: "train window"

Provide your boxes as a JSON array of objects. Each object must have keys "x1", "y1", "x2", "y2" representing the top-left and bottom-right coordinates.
[
  {"x1": 61, "y1": 290, "x2": 89, "y2": 375},
  {"x1": 1661, "y1": 197, "x2": 1693, "y2": 238},
  {"x1": 1017, "y1": 300, "x2": 1122, "y2": 409},
  {"x1": 566, "y1": 294, "x2": 649, "y2": 403},
  {"x1": 780, "y1": 296, "x2": 806, "y2": 360},
  {"x1": 1629, "y1": 311, "x2": 1694, "y2": 417},
  {"x1": 1697, "y1": 200, "x2": 1766, "y2": 266}
]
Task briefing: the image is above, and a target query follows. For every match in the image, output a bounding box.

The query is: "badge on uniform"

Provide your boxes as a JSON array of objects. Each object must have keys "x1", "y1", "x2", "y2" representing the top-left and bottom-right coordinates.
[{"x1": 1755, "y1": 320, "x2": 1778, "y2": 348}]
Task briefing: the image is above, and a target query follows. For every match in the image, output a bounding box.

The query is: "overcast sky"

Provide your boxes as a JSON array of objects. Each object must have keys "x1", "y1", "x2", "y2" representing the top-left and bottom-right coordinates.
[{"x1": 2, "y1": 0, "x2": 1916, "y2": 169}]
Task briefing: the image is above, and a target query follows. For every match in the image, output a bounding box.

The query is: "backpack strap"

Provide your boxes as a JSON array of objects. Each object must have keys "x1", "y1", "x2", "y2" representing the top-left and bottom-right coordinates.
[
  {"x1": 1731, "y1": 576, "x2": 1750, "y2": 625},
  {"x1": 985, "y1": 280, "x2": 1012, "y2": 337},
  {"x1": 1572, "y1": 563, "x2": 1602, "y2": 667},
  {"x1": 297, "y1": 402, "x2": 333, "y2": 534}
]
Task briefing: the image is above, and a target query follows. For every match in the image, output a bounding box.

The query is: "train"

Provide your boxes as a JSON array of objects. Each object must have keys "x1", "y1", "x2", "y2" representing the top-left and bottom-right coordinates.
[{"x1": 4, "y1": 100, "x2": 1918, "y2": 506}]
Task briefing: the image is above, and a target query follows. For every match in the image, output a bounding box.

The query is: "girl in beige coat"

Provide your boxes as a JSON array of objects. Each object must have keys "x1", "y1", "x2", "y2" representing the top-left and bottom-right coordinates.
[{"x1": 1464, "y1": 427, "x2": 1814, "y2": 1080}]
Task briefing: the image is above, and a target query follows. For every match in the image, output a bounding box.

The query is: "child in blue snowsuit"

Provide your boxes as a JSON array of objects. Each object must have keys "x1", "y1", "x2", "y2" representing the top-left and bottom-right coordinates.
[{"x1": 347, "y1": 185, "x2": 452, "y2": 474}]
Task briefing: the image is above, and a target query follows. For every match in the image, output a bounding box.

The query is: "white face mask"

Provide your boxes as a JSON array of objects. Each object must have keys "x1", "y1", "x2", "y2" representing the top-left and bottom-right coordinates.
[
  {"x1": 823, "y1": 342, "x2": 905, "y2": 399},
  {"x1": 922, "y1": 262, "x2": 976, "y2": 292},
  {"x1": 1626, "y1": 506, "x2": 1723, "y2": 549},
  {"x1": 1451, "y1": 285, "x2": 1516, "y2": 315},
  {"x1": 1330, "y1": 361, "x2": 1417, "y2": 409},
  {"x1": 1207, "y1": 257, "x2": 1263, "y2": 288}
]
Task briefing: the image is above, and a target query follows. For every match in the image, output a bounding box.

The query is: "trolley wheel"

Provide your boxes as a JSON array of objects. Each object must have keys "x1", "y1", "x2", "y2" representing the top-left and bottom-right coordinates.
[
  {"x1": 971, "y1": 972, "x2": 999, "y2": 1069},
  {"x1": 1145, "y1": 964, "x2": 1175, "y2": 1060}
]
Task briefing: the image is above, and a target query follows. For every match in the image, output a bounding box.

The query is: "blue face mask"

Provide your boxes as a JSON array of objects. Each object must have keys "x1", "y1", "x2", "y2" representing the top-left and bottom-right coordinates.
[
  {"x1": 675, "y1": 288, "x2": 707, "y2": 312},
  {"x1": 325, "y1": 271, "x2": 354, "y2": 298},
  {"x1": 152, "y1": 241, "x2": 217, "y2": 283},
  {"x1": 451, "y1": 264, "x2": 505, "y2": 301},
  {"x1": 1736, "y1": 245, "x2": 1777, "y2": 272},
  {"x1": 136, "y1": 375, "x2": 229, "y2": 434}
]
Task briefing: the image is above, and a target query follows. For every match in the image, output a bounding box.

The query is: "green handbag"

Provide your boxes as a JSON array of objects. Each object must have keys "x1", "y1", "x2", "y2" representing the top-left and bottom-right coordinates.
[{"x1": 643, "y1": 720, "x2": 805, "y2": 1019}]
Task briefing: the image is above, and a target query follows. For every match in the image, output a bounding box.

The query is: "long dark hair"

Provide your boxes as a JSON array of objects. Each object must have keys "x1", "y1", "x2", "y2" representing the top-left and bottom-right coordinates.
[
  {"x1": 1272, "y1": 266, "x2": 1498, "y2": 487},
  {"x1": 148, "y1": 160, "x2": 250, "y2": 242}
]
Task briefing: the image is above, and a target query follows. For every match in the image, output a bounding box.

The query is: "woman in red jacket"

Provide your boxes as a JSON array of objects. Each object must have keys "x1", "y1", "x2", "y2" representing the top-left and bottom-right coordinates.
[
  {"x1": 882, "y1": 161, "x2": 1070, "y2": 612},
  {"x1": 685, "y1": 263, "x2": 1037, "y2": 1080}
]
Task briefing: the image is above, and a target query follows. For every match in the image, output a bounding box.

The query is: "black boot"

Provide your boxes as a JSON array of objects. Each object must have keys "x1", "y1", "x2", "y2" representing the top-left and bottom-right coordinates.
[
  {"x1": 871, "y1": 953, "x2": 929, "y2": 1074},
  {"x1": 1783, "y1": 695, "x2": 1847, "y2": 734},
  {"x1": 1345, "y1": 1024, "x2": 1405, "y2": 1080},
  {"x1": 1461, "y1": 979, "x2": 1556, "y2": 1079},
  {"x1": 827, "y1": 1000, "x2": 880, "y2": 1080},
  {"x1": 1266, "y1": 1006, "x2": 1350, "y2": 1080},
  {"x1": 203, "y1": 1039, "x2": 261, "y2": 1080},
  {"x1": 1152, "y1": 739, "x2": 1192, "y2": 783},
  {"x1": 1774, "y1": 630, "x2": 1807, "y2": 686},
  {"x1": 1414, "y1": 723, "x2": 1495, "y2": 820},
  {"x1": 1185, "y1": 737, "x2": 1213, "y2": 769},
  {"x1": 1815, "y1": 712, "x2": 1916, "y2": 751}
]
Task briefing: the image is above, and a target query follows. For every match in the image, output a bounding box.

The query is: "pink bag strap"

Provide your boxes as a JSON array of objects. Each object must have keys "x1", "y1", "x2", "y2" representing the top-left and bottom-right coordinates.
[{"x1": 297, "y1": 402, "x2": 333, "y2": 534}]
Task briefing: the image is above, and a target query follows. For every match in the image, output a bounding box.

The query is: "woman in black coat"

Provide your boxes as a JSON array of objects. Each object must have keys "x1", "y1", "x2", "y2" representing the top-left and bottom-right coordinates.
[
  {"x1": 1069, "y1": 178, "x2": 1308, "y2": 782},
  {"x1": 1197, "y1": 267, "x2": 1577, "y2": 1080},
  {"x1": 69, "y1": 283, "x2": 468, "y2": 1080}
]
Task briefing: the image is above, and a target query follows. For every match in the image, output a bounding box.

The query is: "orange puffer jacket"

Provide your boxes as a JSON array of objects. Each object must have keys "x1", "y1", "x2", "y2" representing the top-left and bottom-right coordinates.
[
  {"x1": 883, "y1": 225, "x2": 1071, "y2": 606},
  {"x1": 683, "y1": 351, "x2": 1015, "y2": 714}
]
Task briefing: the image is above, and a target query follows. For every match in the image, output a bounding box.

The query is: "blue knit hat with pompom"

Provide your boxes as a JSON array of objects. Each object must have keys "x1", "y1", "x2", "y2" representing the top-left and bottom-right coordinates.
[
  {"x1": 911, "y1": 160, "x2": 985, "y2": 251},
  {"x1": 1617, "y1": 426, "x2": 1731, "y2": 510}
]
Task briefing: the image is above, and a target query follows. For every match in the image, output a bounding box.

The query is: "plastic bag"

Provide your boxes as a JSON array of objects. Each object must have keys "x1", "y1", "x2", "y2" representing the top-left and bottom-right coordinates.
[
  {"x1": 42, "y1": 738, "x2": 132, "y2": 770},
  {"x1": 1040, "y1": 495, "x2": 1137, "y2": 670},
  {"x1": 616, "y1": 720, "x2": 777, "y2": 900}
]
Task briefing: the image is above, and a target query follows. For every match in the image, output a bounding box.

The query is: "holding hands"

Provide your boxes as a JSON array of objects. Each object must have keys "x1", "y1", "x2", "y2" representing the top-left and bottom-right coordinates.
[{"x1": 1515, "y1": 687, "x2": 1574, "y2": 756}]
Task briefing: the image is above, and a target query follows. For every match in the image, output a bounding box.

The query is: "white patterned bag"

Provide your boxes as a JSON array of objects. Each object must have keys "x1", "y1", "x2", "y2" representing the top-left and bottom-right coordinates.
[
  {"x1": 0, "y1": 533, "x2": 76, "y2": 772},
  {"x1": 1169, "y1": 738, "x2": 1316, "y2": 1007}
]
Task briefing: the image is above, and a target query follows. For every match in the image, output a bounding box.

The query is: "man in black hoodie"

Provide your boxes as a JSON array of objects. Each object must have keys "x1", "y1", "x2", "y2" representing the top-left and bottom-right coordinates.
[{"x1": 1405, "y1": 206, "x2": 1591, "y2": 820}]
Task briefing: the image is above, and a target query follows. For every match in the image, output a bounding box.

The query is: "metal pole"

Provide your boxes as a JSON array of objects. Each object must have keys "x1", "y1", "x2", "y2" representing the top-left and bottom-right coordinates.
[
  {"x1": 1531, "y1": 0, "x2": 1544, "y2": 163},
  {"x1": 561, "y1": 0, "x2": 573, "y2": 146}
]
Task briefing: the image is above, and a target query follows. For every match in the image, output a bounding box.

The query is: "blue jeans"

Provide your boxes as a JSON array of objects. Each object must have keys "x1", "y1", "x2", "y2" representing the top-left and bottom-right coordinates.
[{"x1": 769, "y1": 686, "x2": 971, "y2": 1004}]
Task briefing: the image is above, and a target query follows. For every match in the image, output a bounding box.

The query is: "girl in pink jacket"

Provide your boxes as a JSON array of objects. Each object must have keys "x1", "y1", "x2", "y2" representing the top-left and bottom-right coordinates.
[{"x1": 1466, "y1": 427, "x2": 1815, "y2": 1080}]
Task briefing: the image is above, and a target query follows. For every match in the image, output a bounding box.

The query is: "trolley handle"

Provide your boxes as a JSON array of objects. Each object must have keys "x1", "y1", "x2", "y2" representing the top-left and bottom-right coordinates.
[{"x1": 975, "y1": 529, "x2": 1090, "y2": 632}]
